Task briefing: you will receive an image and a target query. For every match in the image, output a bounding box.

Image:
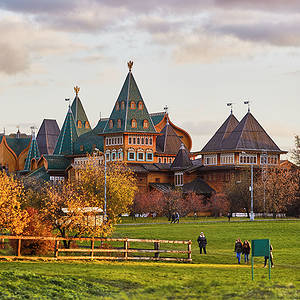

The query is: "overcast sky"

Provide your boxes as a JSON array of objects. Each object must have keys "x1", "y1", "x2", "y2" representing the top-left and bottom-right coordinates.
[{"x1": 0, "y1": 0, "x2": 299, "y2": 157}]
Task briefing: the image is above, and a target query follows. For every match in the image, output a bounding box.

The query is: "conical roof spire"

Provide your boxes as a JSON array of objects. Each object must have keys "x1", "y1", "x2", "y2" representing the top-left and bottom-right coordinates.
[
  {"x1": 53, "y1": 106, "x2": 78, "y2": 155},
  {"x1": 171, "y1": 143, "x2": 193, "y2": 170},
  {"x1": 71, "y1": 86, "x2": 91, "y2": 136},
  {"x1": 201, "y1": 113, "x2": 239, "y2": 152},
  {"x1": 103, "y1": 64, "x2": 156, "y2": 134},
  {"x1": 222, "y1": 112, "x2": 282, "y2": 152},
  {"x1": 24, "y1": 127, "x2": 40, "y2": 171}
]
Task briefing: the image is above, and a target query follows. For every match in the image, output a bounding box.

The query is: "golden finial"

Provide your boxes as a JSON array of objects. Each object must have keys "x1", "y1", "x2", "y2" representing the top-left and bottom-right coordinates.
[
  {"x1": 74, "y1": 86, "x2": 80, "y2": 96},
  {"x1": 127, "y1": 61, "x2": 133, "y2": 72}
]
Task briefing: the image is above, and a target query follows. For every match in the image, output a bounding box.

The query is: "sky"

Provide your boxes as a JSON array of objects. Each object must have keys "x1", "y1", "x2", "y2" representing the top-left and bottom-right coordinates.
[{"x1": 0, "y1": 0, "x2": 300, "y2": 157}]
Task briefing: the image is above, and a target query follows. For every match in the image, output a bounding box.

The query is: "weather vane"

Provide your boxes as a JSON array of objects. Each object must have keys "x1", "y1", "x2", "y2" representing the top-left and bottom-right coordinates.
[
  {"x1": 227, "y1": 102, "x2": 234, "y2": 114},
  {"x1": 127, "y1": 61, "x2": 133, "y2": 72},
  {"x1": 244, "y1": 100, "x2": 250, "y2": 113},
  {"x1": 164, "y1": 105, "x2": 168, "y2": 114},
  {"x1": 65, "y1": 98, "x2": 71, "y2": 107},
  {"x1": 74, "y1": 86, "x2": 80, "y2": 96}
]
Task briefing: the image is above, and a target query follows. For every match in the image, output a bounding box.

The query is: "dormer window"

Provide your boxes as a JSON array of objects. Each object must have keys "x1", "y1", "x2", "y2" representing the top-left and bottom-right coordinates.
[
  {"x1": 138, "y1": 101, "x2": 143, "y2": 110},
  {"x1": 109, "y1": 120, "x2": 113, "y2": 129},
  {"x1": 121, "y1": 101, "x2": 125, "y2": 110},
  {"x1": 85, "y1": 122, "x2": 90, "y2": 129},
  {"x1": 77, "y1": 120, "x2": 82, "y2": 128},
  {"x1": 117, "y1": 119, "x2": 121, "y2": 128},
  {"x1": 130, "y1": 101, "x2": 136, "y2": 109},
  {"x1": 143, "y1": 120, "x2": 149, "y2": 129},
  {"x1": 131, "y1": 119, "x2": 137, "y2": 128},
  {"x1": 116, "y1": 102, "x2": 120, "y2": 111}
]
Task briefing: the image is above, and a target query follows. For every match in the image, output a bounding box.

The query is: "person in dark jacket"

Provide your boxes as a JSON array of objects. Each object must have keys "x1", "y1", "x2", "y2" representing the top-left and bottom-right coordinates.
[
  {"x1": 234, "y1": 238, "x2": 243, "y2": 264},
  {"x1": 197, "y1": 232, "x2": 207, "y2": 254},
  {"x1": 264, "y1": 244, "x2": 274, "y2": 268},
  {"x1": 242, "y1": 240, "x2": 251, "y2": 264}
]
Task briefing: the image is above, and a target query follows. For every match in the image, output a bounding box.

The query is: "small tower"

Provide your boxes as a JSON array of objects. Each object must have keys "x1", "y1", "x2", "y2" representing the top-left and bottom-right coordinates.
[{"x1": 24, "y1": 127, "x2": 40, "y2": 171}]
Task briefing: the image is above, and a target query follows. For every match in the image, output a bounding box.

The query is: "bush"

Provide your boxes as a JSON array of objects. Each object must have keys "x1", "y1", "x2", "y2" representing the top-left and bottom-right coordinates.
[{"x1": 10, "y1": 208, "x2": 54, "y2": 255}]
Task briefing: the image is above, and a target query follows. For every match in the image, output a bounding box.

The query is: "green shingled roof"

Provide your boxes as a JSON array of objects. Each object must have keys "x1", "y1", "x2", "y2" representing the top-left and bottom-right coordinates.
[
  {"x1": 43, "y1": 155, "x2": 71, "y2": 170},
  {"x1": 103, "y1": 71, "x2": 156, "y2": 134},
  {"x1": 24, "y1": 136, "x2": 40, "y2": 171},
  {"x1": 53, "y1": 107, "x2": 78, "y2": 155},
  {"x1": 6, "y1": 136, "x2": 31, "y2": 157},
  {"x1": 150, "y1": 112, "x2": 165, "y2": 126},
  {"x1": 73, "y1": 131, "x2": 104, "y2": 155},
  {"x1": 71, "y1": 96, "x2": 91, "y2": 136},
  {"x1": 26, "y1": 166, "x2": 50, "y2": 181}
]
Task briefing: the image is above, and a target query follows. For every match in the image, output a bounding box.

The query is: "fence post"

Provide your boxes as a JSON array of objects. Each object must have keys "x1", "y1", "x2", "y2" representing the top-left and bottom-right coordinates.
[
  {"x1": 154, "y1": 242, "x2": 160, "y2": 258},
  {"x1": 54, "y1": 240, "x2": 59, "y2": 258},
  {"x1": 188, "y1": 240, "x2": 192, "y2": 260},
  {"x1": 124, "y1": 239, "x2": 128, "y2": 260},
  {"x1": 16, "y1": 238, "x2": 21, "y2": 257},
  {"x1": 91, "y1": 239, "x2": 95, "y2": 259}
]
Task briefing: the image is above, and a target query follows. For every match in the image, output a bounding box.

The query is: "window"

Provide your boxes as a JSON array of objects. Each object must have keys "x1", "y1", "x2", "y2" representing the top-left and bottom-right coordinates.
[
  {"x1": 133, "y1": 137, "x2": 136, "y2": 144},
  {"x1": 138, "y1": 101, "x2": 143, "y2": 110},
  {"x1": 117, "y1": 119, "x2": 121, "y2": 128},
  {"x1": 158, "y1": 157, "x2": 162, "y2": 163},
  {"x1": 132, "y1": 119, "x2": 137, "y2": 128},
  {"x1": 116, "y1": 102, "x2": 120, "y2": 111},
  {"x1": 130, "y1": 101, "x2": 136, "y2": 109},
  {"x1": 77, "y1": 120, "x2": 82, "y2": 128},
  {"x1": 105, "y1": 151, "x2": 110, "y2": 161},
  {"x1": 137, "y1": 137, "x2": 140, "y2": 145},
  {"x1": 109, "y1": 120, "x2": 113, "y2": 129},
  {"x1": 141, "y1": 137, "x2": 144, "y2": 145},
  {"x1": 239, "y1": 153, "x2": 257, "y2": 165},
  {"x1": 121, "y1": 101, "x2": 125, "y2": 110},
  {"x1": 175, "y1": 172, "x2": 183, "y2": 186},
  {"x1": 143, "y1": 120, "x2": 149, "y2": 128},
  {"x1": 260, "y1": 154, "x2": 278, "y2": 165},
  {"x1": 118, "y1": 150, "x2": 123, "y2": 160},
  {"x1": 149, "y1": 137, "x2": 153, "y2": 145},
  {"x1": 164, "y1": 158, "x2": 167, "y2": 163},
  {"x1": 128, "y1": 150, "x2": 135, "y2": 161},
  {"x1": 146, "y1": 152, "x2": 153, "y2": 161},
  {"x1": 111, "y1": 151, "x2": 117, "y2": 161},
  {"x1": 204, "y1": 155, "x2": 217, "y2": 165},
  {"x1": 80, "y1": 145, "x2": 84, "y2": 151},
  {"x1": 220, "y1": 154, "x2": 234, "y2": 165},
  {"x1": 129, "y1": 137, "x2": 132, "y2": 144},
  {"x1": 169, "y1": 158, "x2": 172, "y2": 163},
  {"x1": 137, "y1": 152, "x2": 144, "y2": 161},
  {"x1": 85, "y1": 122, "x2": 90, "y2": 129},
  {"x1": 145, "y1": 137, "x2": 148, "y2": 145}
]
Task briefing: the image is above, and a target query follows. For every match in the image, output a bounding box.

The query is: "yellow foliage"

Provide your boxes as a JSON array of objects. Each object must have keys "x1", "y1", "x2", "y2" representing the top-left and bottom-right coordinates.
[{"x1": 0, "y1": 171, "x2": 28, "y2": 235}]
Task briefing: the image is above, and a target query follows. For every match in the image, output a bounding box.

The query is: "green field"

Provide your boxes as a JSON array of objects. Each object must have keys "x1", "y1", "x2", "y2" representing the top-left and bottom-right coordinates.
[{"x1": 0, "y1": 219, "x2": 300, "y2": 299}]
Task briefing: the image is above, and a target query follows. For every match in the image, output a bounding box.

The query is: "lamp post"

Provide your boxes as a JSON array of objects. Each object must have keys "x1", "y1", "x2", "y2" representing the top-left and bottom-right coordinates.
[
  {"x1": 250, "y1": 164, "x2": 254, "y2": 221},
  {"x1": 104, "y1": 152, "x2": 107, "y2": 221},
  {"x1": 261, "y1": 153, "x2": 267, "y2": 217}
]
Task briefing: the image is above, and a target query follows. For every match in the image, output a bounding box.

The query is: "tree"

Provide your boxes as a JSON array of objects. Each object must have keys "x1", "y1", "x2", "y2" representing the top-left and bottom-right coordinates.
[
  {"x1": 0, "y1": 171, "x2": 28, "y2": 235},
  {"x1": 255, "y1": 168, "x2": 299, "y2": 216},
  {"x1": 291, "y1": 135, "x2": 300, "y2": 166},
  {"x1": 42, "y1": 156, "x2": 137, "y2": 247}
]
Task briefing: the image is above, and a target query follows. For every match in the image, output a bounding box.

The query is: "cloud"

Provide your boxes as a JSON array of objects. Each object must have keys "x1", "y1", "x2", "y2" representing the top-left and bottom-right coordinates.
[
  {"x1": 0, "y1": 17, "x2": 83, "y2": 75},
  {"x1": 181, "y1": 120, "x2": 219, "y2": 136},
  {"x1": 207, "y1": 21, "x2": 300, "y2": 47}
]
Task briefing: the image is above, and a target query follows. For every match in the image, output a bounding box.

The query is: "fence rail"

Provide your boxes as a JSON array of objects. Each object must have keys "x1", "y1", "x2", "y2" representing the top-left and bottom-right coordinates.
[{"x1": 0, "y1": 236, "x2": 192, "y2": 262}]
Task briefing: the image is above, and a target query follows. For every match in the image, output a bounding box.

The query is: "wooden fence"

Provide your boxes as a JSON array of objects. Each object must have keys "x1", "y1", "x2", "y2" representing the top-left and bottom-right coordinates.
[{"x1": 0, "y1": 236, "x2": 192, "y2": 262}]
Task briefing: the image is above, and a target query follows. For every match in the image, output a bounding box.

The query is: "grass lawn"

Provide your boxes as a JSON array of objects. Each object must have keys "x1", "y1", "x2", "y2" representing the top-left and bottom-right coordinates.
[{"x1": 0, "y1": 220, "x2": 300, "y2": 299}]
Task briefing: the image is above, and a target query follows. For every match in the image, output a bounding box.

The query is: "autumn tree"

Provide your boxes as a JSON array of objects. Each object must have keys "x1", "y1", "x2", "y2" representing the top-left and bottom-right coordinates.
[
  {"x1": 255, "y1": 168, "x2": 299, "y2": 217},
  {"x1": 42, "y1": 156, "x2": 137, "y2": 246},
  {"x1": 0, "y1": 171, "x2": 28, "y2": 235}
]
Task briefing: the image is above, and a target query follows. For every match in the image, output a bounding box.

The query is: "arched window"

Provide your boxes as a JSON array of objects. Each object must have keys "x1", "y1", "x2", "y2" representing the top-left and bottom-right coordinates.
[
  {"x1": 131, "y1": 119, "x2": 137, "y2": 128},
  {"x1": 77, "y1": 120, "x2": 82, "y2": 128},
  {"x1": 109, "y1": 119, "x2": 113, "y2": 129},
  {"x1": 116, "y1": 102, "x2": 120, "y2": 111},
  {"x1": 138, "y1": 101, "x2": 143, "y2": 110},
  {"x1": 130, "y1": 101, "x2": 136, "y2": 109},
  {"x1": 117, "y1": 119, "x2": 121, "y2": 128},
  {"x1": 121, "y1": 101, "x2": 125, "y2": 110},
  {"x1": 143, "y1": 120, "x2": 149, "y2": 128},
  {"x1": 85, "y1": 122, "x2": 90, "y2": 129}
]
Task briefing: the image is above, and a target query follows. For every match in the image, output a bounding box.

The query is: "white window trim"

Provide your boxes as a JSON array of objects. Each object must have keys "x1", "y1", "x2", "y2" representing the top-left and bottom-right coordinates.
[
  {"x1": 239, "y1": 153, "x2": 257, "y2": 165},
  {"x1": 204, "y1": 154, "x2": 217, "y2": 166},
  {"x1": 220, "y1": 153, "x2": 235, "y2": 165}
]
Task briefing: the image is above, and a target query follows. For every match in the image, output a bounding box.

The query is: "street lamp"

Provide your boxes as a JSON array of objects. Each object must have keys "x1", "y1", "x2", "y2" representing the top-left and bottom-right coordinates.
[
  {"x1": 104, "y1": 152, "x2": 107, "y2": 221},
  {"x1": 261, "y1": 152, "x2": 267, "y2": 217},
  {"x1": 250, "y1": 164, "x2": 254, "y2": 221}
]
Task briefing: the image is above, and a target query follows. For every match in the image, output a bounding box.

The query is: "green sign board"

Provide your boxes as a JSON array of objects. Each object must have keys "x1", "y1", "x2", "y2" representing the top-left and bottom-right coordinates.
[
  {"x1": 251, "y1": 239, "x2": 271, "y2": 280},
  {"x1": 252, "y1": 239, "x2": 270, "y2": 257}
]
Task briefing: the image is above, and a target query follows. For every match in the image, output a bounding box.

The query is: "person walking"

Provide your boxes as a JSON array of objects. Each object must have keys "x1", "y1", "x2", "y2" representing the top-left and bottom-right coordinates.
[
  {"x1": 264, "y1": 244, "x2": 274, "y2": 268},
  {"x1": 242, "y1": 240, "x2": 251, "y2": 264},
  {"x1": 175, "y1": 212, "x2": 180, "y2": 223},
  {"x1": 227, "y1": 212, "x2": 232, "y2": 222},
  {"x1": 170, "y1": 213, "x2": 175, "y2": 224},
  {"x1": 197, "y1": 232, "x2": 207, "y2": 254},
  {"x1": 234, "y1": 238, "x2": 243, "y2": 264}
]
